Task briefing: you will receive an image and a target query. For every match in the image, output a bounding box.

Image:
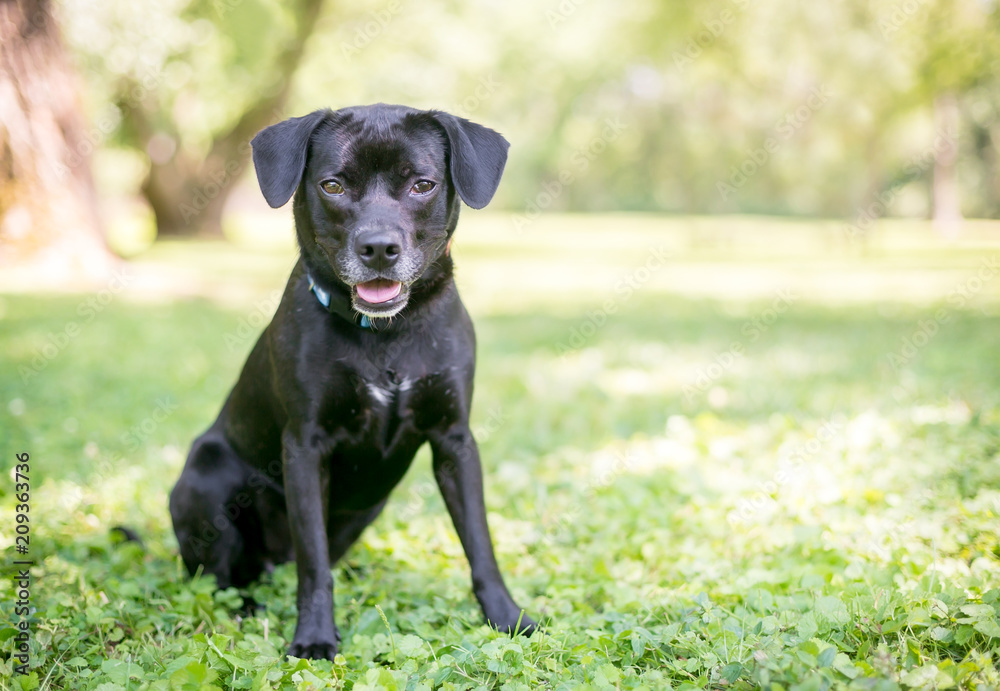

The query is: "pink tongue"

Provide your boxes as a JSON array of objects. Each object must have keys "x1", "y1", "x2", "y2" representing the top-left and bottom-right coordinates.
[{"x1": 356, "y1": 279, "x2": 402, "y2": 304}]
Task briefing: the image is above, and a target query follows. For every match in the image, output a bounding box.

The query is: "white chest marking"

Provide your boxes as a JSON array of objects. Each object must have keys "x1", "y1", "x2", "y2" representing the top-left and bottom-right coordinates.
[{"x1": 367, "y1": 378, "x2": 413, "y2": 406}]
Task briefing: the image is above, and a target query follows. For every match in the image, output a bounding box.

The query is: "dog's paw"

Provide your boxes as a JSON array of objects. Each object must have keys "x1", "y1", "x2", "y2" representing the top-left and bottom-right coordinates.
[
  {"x1": 288, "y1": 644, "x2": 338, "y2": 661},
  {"x1": 488, "y1": 611, "x2": 539, "y2": 637},
  {"x1": 287, "y1": 627, "x2": 341, "y2": 661}
]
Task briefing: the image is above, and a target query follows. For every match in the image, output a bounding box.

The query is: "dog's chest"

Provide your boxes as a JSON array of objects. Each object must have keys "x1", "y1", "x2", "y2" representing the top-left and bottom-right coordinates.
[
  {"x1": 316, "y1": 367, "x2": 460, "y2": 508},
  {"x1": 318, "y1": 367, "x2": 460, "y2": 454},
  {"x1": 363, "y1": 377, "x2": 408, "y2": 409}
]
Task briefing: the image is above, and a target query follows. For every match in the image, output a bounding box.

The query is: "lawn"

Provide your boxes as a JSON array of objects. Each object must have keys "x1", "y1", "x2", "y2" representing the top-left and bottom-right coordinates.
[{"x1": 1, "y1": 213, "x2": 1000, "y2": 690}]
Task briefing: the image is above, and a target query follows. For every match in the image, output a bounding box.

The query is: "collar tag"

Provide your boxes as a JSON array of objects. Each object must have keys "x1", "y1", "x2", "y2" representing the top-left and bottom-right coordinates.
[
  {"x1": 306, "y1": 272, "x2": 377, "y2": 331},
  {"x1": 307, "y1": 275, "x2": 332, "y2": 309}
]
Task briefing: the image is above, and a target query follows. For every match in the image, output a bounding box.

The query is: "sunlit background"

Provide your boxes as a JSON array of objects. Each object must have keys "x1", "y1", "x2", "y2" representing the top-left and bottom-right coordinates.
[
  {"x1": 2, "y1": 0, "x2": 1000, "y2": 688},
  {"x1": 3, "y1": 0, "x2": 1000, "y2": 260}
]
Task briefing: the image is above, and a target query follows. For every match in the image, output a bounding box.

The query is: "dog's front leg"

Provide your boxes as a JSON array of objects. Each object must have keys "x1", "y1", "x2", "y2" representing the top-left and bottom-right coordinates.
[
  {"x1": 282, "y1": 428, "x2": 339, "y2": 660},
  {"x1": 430, "y1": 424, "x2": 537, "y2": 635}
]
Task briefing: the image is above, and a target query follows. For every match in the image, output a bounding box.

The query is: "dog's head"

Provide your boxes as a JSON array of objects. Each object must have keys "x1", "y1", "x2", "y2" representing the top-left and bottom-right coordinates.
[{"x1": 251, "y1": 104, "x2": 509, "y2": 318}]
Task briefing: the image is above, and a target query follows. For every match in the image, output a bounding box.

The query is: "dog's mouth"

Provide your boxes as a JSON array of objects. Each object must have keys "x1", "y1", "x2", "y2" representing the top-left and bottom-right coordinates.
[{"x1": 352, "y1": 278, "x2": 408, "y2": 316}]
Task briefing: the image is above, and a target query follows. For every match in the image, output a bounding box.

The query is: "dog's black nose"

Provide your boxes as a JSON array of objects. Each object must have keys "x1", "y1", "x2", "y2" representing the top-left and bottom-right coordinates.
[{"x1": 354, "y1": 231, "x2": 401, "y2": 270}]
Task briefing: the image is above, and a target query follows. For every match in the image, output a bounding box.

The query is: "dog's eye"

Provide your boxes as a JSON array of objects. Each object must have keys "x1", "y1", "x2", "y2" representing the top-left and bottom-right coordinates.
[
  {"x1": 321, "y1": 180, "x2": 345, "y2": 196},
  {"x1": 410, "y1": 180, "x2": 435, "y2": 195}
]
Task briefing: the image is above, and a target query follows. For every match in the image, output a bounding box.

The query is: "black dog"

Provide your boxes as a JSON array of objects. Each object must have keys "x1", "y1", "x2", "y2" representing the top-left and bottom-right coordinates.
[{"x1": 169, "y1": 104, "x2": 537, "y2": 660}]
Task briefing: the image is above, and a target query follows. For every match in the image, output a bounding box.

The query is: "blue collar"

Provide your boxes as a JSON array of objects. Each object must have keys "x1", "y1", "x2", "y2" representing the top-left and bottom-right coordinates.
[{"x1": 306, "y1": 272, "x2": 377, "y2": 330}]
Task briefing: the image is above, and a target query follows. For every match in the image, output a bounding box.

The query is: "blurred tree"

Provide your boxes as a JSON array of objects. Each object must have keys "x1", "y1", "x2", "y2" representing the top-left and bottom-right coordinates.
[
  {"x1": 932, "y1": 91, "x2": 962, "y2": 235},
  {"x1": 50, "y1": 0, "x2": 1000, "y2": 225},
  {"x1": 883, "y1": 0, "x2": 1000, "y2": 232},
  {"x1": 59, "y1": 0, "x2": 324, "y2": 238},
  {"x1": 137, "y1": 0, "x2": 324, "y2": 237},
  {"x1": 967, "y1": 88, "x2": 1000, "y2": 215},
  {"x1": 139, "y1": 0, "x2": 324, "y2": 237},
  {"x1": 0, "y1": 0, "x2": 114, "y2": 276}
]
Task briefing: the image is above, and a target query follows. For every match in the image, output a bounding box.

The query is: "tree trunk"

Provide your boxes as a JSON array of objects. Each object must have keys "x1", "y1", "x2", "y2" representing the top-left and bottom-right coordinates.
[
  {"x1": 971, "y1": 120, "x2": 1000, "y2": 218},
  {"x1": 139, "y1": 149, "x2": 231, "y2": 238},
  {"x1": 932, "y1": 92, "x2": 962, "y2": 237},
  {"x1": 0, "y1": 0, "x2": 115, "y2": 280},
  {"x1": 138, "y1": 0, "x2": 325, "y2": 238}
]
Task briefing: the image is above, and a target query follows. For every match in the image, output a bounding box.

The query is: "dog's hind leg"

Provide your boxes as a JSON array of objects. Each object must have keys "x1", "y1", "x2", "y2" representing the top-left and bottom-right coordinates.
[{"x1": 169, "y1": 432, "x2": 268, "y2": 589}]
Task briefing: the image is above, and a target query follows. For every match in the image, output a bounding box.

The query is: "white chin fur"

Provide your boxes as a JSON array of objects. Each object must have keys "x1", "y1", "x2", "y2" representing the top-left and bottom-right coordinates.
[{"x1": 352, "y1": 298, "x2": 407, "y2": 319}]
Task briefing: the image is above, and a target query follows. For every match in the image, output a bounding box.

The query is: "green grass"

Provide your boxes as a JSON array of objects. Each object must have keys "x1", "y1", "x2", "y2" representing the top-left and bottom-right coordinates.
[{"x1": 2, "y1": 214, "x2": 1000, "y2": 689}]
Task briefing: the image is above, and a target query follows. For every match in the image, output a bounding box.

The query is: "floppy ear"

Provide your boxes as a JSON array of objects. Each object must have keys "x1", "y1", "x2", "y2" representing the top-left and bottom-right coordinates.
[
  {"x1": 431, "y1": 112, "x2": 510, "y2": 209},
  {"x1": 250, "y1": 110, "x2": 330, "y2": 208}
]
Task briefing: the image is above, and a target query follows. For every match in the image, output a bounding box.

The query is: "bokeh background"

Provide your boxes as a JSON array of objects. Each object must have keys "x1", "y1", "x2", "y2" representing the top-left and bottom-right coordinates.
[
  {"x1": 2, "y1": 0, "x2": 1000, "y2": 688},
  {"x1": 3, "y1": 0, "x2": 1000, "y2": 260}
]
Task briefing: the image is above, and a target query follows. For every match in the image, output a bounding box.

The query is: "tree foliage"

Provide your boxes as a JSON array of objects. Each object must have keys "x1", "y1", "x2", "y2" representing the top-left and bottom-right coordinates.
[{"x1": 54, "y1": 0, "x2": 1000, "y2": 234}]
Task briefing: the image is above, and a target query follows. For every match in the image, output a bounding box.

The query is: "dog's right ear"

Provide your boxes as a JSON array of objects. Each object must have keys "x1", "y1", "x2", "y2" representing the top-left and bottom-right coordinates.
[
  {"x1": 251, "y1": 110, "x2": 329, "y2": 208},
  {"x1": 430, "y1": 112, "x2": 510, "y2": 210}
]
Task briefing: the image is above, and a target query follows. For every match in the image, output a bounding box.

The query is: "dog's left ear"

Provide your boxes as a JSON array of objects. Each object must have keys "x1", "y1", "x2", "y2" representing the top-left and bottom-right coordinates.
[
  {"x1": 251, "y1": 110, "x2": 329, "y2": 208},
  {"x1": 431, "y1": 112, "x2": 510, "y2": 209}
]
